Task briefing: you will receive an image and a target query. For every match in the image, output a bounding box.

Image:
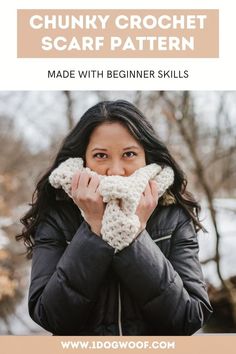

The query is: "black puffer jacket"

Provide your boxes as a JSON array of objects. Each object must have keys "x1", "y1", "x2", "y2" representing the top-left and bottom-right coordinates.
[{"x1": 28, "y1": 200, "x2": 212, "y2": 335}]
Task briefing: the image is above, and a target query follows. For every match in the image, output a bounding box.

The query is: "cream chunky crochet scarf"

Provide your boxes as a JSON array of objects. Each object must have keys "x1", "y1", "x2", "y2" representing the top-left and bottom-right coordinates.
[{"x1": 49, "y1": 158, "x2": 174, "y2": 252}]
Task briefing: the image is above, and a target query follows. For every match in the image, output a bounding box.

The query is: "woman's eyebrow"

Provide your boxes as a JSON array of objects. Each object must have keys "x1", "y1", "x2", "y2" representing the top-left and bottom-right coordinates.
[
  {"x1": 91, "y1": 147, "x2": 108, "y2": 152},
  {"x1": 123, "y1": 146, "x2": 140, "y2": 150},
  {"x1": 91, "y1": 145, "x2": 140, "y2": 152}
]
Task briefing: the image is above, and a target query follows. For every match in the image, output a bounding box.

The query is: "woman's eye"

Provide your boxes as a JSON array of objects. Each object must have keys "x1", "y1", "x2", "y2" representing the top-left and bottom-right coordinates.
[
  {"x1": 94, "y1": 153, "x2": 107, "y2": 159},
  {"x1": 123, "y1": 151, "x2": 137, "y2": 158}
]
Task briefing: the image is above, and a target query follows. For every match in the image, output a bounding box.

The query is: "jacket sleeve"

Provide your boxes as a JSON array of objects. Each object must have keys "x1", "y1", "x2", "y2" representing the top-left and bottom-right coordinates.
[
  {"x1": 28, "y1": 210, "x2": 114, "y2": 334},
  {"x1": 112, "y1": 208, "x2": 213, "y2": 335}
]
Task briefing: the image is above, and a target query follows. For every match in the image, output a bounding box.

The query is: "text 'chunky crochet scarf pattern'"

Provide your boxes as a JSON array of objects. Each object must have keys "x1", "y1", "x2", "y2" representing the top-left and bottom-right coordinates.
[{"x1": 49, "y1": 158, "x2": 174, "y2": 252}]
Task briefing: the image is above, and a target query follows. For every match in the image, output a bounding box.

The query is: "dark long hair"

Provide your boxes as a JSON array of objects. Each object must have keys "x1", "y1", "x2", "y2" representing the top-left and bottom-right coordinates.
[{"x1": 16, "y1": 99, "x2": 204, "y2": 258}]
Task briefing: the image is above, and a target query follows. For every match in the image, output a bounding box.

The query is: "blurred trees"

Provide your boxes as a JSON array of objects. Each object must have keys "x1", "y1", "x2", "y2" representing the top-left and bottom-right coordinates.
[{"x1": 155, "y1": 91, "x2": 236, "y2": 325}]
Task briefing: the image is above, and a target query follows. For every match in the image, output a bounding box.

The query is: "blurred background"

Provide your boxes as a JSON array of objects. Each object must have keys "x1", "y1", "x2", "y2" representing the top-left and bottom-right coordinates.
[{"x1": 0, "y1": 91, "x2": 235, "y2": 335}]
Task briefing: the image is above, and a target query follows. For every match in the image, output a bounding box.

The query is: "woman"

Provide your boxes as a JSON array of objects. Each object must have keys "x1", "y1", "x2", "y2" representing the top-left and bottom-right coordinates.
[{"x1": 17, "y1": 100, "x2": 212, "y2": 335}]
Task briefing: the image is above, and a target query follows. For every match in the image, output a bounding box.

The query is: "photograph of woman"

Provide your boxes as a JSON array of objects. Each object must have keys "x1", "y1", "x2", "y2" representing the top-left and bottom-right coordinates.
[{"x1": 17, "y1": 99, "x2": 212, "y2": 335}]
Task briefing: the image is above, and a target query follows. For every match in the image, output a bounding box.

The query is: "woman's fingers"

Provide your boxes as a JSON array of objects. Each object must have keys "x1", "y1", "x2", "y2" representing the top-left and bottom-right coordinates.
[
  {"x1": 71, "y1": 171, "x2": 81, "y2": 196},
  {"x1": 149, "y1": 180, "x2": 159, "y2": 202},
  {"x1": 71, "y1": 171, "x2": 91, "y2": 198},
  {"x1": 79, "y1": 171, "x2": 91, "y2": 189},
  {"x1": 143, "y1": 182, "x2": 152, "y2": 197},
  {"x1": 88, "y1": 174, "x2": 100, "y2": 193},
  {"x1": 139, "y1": 180, "x2": 159, "y2": 211},
  {"x1": 71, "y1": 170, "x2": 101, "y2": 201}
]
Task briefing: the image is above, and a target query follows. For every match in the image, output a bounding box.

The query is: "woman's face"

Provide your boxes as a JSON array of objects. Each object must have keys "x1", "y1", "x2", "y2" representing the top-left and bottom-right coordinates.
[{"x1": 85, "y1": 122, "x2": 146, "y2": 176}]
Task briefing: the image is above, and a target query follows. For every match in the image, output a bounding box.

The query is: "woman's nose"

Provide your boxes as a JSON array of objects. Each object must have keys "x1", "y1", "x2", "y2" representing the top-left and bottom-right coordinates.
[{"x1": 107, "y1": 162, "x2": 125, "y2": 176}]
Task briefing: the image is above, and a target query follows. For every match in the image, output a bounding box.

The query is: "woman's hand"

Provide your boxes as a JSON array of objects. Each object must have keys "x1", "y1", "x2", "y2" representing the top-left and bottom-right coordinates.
[
  {"x1": 135, "y1": 180, "x2": 159, "y2": 234},
  {"x1": 71, "y1": 171, "x2": 105, "y2": 236}
]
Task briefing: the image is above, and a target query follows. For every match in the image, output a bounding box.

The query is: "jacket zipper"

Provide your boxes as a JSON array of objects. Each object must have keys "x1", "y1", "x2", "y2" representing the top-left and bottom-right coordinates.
[{"x1": 118, "y1": 283, "x2": 123, "y2": 336}]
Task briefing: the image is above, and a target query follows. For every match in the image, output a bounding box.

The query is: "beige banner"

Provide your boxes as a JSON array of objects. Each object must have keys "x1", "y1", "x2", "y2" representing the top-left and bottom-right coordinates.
[
  {"x1": 0, "y1": 336, "x2": 235, "y2": 354},
  {"x1": 17, "y1": 9, "x2": 219, "y2": 58}
]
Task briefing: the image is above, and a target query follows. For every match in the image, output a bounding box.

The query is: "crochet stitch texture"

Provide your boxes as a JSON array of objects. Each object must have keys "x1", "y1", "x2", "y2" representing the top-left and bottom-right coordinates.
[{"x1": 49, "y1": 158, "x2": 174, "y2": 252}]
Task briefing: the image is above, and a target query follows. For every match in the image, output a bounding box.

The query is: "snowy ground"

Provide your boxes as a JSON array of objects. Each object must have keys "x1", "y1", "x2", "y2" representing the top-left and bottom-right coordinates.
[{"x1": 0, "y1": 198, "x2": 235, "y2": 334}]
